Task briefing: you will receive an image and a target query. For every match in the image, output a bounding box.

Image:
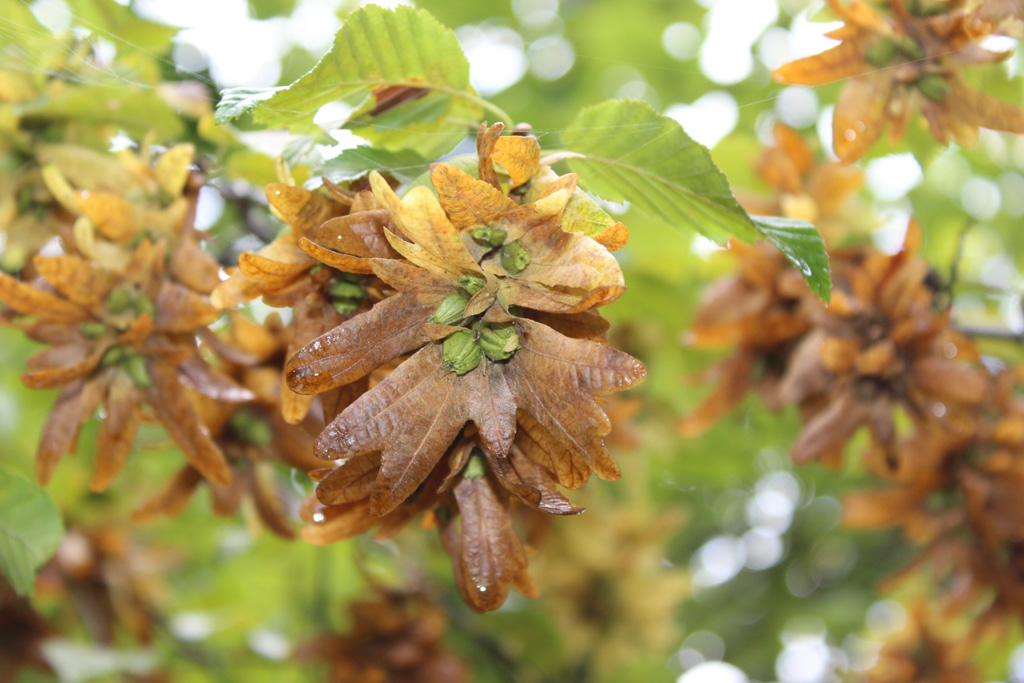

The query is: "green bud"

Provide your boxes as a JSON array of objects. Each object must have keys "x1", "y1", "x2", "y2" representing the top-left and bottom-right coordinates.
[
  {"x1": 457, "y1": 274, "x2": 486, "y2": 295},
  {"x1": 134, "y1": 295, "x2": 155, "y2": 318},
  {"x1": 429, "y1": 292, "x2": 470, "y2": 325},
  {"x1": 124, "y1": 354, "x2": 152, "y2": 388},
  {"x1": 908, "y1": 0, "x2": 945, "y2": 16},
  {"x1": 499, "y1": 240, "x2": 531, "y2": 275},
  {"x1": 229, "y1": 410, "x2": 274, "y2": 448},
  {"x1": 470, "y1": 225, "x2": 507, "y2": 248},
  {"x1": 442, "y1": 329, "x2": 482, "y2": 375},
  {"x1": 917, "y1": 74, "x2": 949, "y2": 102},
  {"x1": 897, "y1": 36, "x2": 924, "y2": 61},
  {"x1": 80, "y1": 322, "x2": 108, "y2": 338},
  {"x1": 333, "y1": 300, "x2": 358, "y2": 317},
  {"x1": 479, "y1": 322, "x2": 520, "y2": 361},
  {"x1": 105, "y1": 288, "x2": 133, "y2": 314},
  {"x1": 100, "y1": 345, "x2": 126, "y2": 368},
  {"x1": 463, "y1": 451, "x2": 487, "y2": 480},
  {"x1": 865, "y1": 38, "x2": 897, "y2": 67},
  {"x1": 329, "y1": 280, "x2": 364, "y2": 301}
]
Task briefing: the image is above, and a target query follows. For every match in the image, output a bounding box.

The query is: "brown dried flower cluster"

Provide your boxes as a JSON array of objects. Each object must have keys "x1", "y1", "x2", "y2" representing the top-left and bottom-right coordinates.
[
  {"x1": 0, "y1": 143, "x2": 256, "y2": 491},
  {"x1": 286, "y1": 123, "x2": 644, "y2": 611},
  {"x1": 774, "y1": 0, "x2": 1024, "y2": 162},
  {"x1": 0, "y1": 144, "x2": 321, "y2": 538},
  {"x1": 297, "y1": 587, "x2": 468, "y2": 683},
  {"x1": 684, "y1": 211, "x2": 1024, "y2": 643}
]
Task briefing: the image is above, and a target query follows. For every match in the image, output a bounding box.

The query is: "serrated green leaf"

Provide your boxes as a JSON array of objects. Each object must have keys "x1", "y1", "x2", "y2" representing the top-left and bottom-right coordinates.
[
  {"x1": 214, "y1": 87, "x2": 284, "y2": 125},
  {"x1": 214, "y1": 4, "x2": 483, "y2": 146},
  {"x1": 315, "y1": 147, "x2": 430, "y2": 186},
  {"x1": 0, "y1": 469, "x2": 64, "y2": 596},
  {"x1": 562, "y1": 99, "x2": 759, "y2": 244},
  {"x1": 752, "y1": 215, "x2": 832, "y2": 301}
]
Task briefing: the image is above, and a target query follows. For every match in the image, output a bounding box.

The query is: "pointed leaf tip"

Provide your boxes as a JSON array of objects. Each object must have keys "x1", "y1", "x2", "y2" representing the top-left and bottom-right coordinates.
[{"x1": 752, "y1": 215, "x2": 832, "y2": 302}]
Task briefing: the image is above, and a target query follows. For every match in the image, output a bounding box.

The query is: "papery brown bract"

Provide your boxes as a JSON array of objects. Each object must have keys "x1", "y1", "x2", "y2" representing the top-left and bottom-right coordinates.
[
  {"x1": 212, "y1": 181, "x2": 391, "y2": 424},
  {"x1": 135, "y1": 314, "x2": 321, "y2": 538}
]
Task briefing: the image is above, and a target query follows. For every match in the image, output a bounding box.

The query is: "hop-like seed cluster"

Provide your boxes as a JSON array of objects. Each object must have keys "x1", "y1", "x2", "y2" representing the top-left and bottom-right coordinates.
[{"x1": 284, "y1": 123, "x2": 645, "y2": 611}]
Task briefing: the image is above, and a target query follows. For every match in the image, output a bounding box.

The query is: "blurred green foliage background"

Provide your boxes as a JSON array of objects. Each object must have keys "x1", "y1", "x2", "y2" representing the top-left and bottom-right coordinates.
[{"x1": 2, "y1": 0, "x2": 1024, "y2": 681}]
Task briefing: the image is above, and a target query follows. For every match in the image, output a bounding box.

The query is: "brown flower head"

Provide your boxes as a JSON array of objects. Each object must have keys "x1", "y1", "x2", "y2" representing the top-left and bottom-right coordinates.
[
  {"x1": 287, "y1": 124, "x2": 644, "y2": 610},
  {"x1": 774, "y1": 0, "x2": 1024, "y2": 162},
  {"x1": 0, "y1": 146, "x2": 252, "y2": 491}
]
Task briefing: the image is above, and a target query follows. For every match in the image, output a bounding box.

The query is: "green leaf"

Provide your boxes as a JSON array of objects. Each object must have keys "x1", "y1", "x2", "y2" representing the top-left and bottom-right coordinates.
[
  {"x1": 0, "y1": 469, "x2": 64, "y2": 596},
  {"x1": 562, "y1": 99, "x2": 831, "y2": 299},
  {"x1": 64, "y1": 0, "x2": 179, "y2": 53},
  {"x1": 214, "y1": 4, "x2": 483, "y2": 145},
  {"x1": 22, "y1": 86, "x2": 185, "y2": 141},
  {"x1": 214, "y1": 87, "x2": 284, "y2": 125},
  {"x1": 315, "y1": 147, "x2": 430, "y2": 186},
  {"x1": 752, "y1": 215, "x2": 832, "y2": 301},
  {"x1": 345, "y1": 93, "x2": 478, "y2": 158},
  {"x1": 562, "y1": 99, "x2": 759, "y2": 244}
]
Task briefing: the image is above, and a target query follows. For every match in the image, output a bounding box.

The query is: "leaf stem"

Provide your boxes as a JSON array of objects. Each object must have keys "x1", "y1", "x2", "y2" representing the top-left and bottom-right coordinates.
[{"x1": 464, "y1": 93, "x2": 514, "y2": 128}]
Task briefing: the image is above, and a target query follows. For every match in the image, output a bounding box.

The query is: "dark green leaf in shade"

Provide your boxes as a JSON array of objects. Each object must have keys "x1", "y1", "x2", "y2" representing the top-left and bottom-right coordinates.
[
  {"x1": 752, "y1": 215, "x2": 832, "y2": 302},
  {"x1": 562, "y1": 98, "x2": 759, "y2": 244},
  {"x1": 0, "y1": 469, "x2": 64, "y2": 596}
]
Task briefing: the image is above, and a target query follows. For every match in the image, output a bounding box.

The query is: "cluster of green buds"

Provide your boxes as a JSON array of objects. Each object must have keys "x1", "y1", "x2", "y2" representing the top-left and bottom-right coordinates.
[
  {"x1": 441, "y1": 322, "x2": 521, "y2": 375},
  {"x1": 915, "y1": 73, "x2": 950, "y2": 102},
  {"x1": 327, "y1": 273, "x2": 366, "y2": 317},
  {"x1": 105, "y1": 286, "x2": 155, "y2": 321},
  {"x1": 467, "y1": 222, "x2": 531, "y2": 276},
  {"x1": 100, "y1": 345, "x2": 152, "y2": 388},
  {"x1": 865, "y1": 33, "x2": 924, "y2": 66}
]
